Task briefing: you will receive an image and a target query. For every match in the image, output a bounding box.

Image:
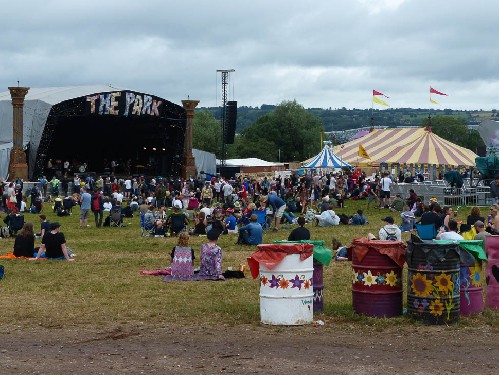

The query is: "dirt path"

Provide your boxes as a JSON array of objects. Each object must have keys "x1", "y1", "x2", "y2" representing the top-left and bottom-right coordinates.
[{"x1": 0, "y1": 324, "x2": 497, "y2": 374}]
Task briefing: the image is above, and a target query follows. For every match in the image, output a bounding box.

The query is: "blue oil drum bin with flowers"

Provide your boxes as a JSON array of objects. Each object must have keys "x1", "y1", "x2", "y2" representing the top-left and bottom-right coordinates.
[
  {"x1": 349, "y1": 238, "x2": 406, "y2": 318},
  {"x1": 406, "y1": 236, "x2": 475, "y2": 324}
]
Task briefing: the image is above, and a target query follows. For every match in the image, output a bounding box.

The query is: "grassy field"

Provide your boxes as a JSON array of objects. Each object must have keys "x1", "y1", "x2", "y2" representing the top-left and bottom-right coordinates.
[{"x1": 0, "y1": 200, "x2": 497, "y2": 330}]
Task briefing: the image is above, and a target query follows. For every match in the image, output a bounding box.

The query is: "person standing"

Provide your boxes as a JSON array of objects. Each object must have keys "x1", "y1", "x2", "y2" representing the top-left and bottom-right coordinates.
[
  {"x1": 379, "y1": 172, "x2": 392, "y2": 208},
  {"x1": 260, "y1": 194, "x2": 286, "y2": 231},
  {"x1": 91, "y1": 189, "x2": 104, "y2": 227},
  {"x1": 490, "y1": 176, "x2": 499, "y2": 205},
  {"x1": 79, "y1": 187, "x2": 92, "y2": 228}
]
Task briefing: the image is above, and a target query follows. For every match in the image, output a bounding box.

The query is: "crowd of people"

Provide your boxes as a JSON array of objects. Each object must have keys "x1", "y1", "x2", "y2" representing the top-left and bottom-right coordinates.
[{"x1": 1, "y1": 170, "x2": 498, "y2": 270}]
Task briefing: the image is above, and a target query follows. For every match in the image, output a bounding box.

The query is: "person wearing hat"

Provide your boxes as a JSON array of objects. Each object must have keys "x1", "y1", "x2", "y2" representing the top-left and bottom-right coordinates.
[
  {"x1": 201, "y1": 181, "x2": 213, "y2": 206},
  {"x1": 167, "y1": 204, "x2": 189, "y2": 236},
  {"x1": 35, "y1": 222, "x2": 75, "y2": 260},
  {"x1": 371, "y1": 216, "x2": 401, "y2": 241},
  {"x1": 473, "y1": 220, "x2": 490, "y2": 241}
]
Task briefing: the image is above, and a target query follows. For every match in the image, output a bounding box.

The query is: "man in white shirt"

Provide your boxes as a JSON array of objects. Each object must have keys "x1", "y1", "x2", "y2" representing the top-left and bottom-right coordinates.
[
  {"x1": 113, "y1": 190, "x2": 124, "y2": 205},
  {"x1": 124, "y1": 177, "x2": 132, "y2": 198},
  {"x1": 222, "y1": 182, "x2": 233, "y2": 205},
  {"x1": 437, "y1": 220, "x2": 464, "y2": 240},
  {"x1": 329, "y1": 173, "x2": 336, "y2": 194},
  {"x1": 379, "y1": 172, "x2": 392, "y2": 208}
]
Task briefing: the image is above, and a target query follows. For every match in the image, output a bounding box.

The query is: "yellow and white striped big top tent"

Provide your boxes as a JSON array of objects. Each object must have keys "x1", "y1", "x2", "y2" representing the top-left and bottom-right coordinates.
[{"x1": 332, "y1": 127, "x2": 477, "y2": 168}]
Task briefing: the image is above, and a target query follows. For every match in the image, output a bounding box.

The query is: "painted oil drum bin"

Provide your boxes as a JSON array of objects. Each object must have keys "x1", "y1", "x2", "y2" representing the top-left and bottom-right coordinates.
[
  {"x1": 273, "y1": 240, "x2": 332, "y2": 313},
  {"x1": 349, "y1": 238, "x2": 406, "y2": 318},
  {"x1": 485, "y1": 235, "x2": 499, "y2": 310},
  {"x1": 406, "y1": 239, "x2": 464, "y2": 324},
  {"x1": 313, "y1": 260, "x2": 324, "y2": 312},
  {"x1": 248, "y1": 243, "x2": 315, "y2": 325},
  {"x1": 454, "y1": 240, "x2": 486, "y2": 316}
]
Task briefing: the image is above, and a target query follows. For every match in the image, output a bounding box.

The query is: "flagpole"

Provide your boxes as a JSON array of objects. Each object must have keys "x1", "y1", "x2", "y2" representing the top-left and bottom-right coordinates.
[
  {"x1": 428, "y1": 86, "x2": 432, "y2": 129},
  {"x1": 370, "y1": 93, "x2": 374, "y2": 130}
]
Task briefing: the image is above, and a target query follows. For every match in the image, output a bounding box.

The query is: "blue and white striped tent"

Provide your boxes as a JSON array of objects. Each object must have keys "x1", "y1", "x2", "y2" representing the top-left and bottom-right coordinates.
[{"x1": 302, "y1": 145, "x2": 352, "y2": 169}]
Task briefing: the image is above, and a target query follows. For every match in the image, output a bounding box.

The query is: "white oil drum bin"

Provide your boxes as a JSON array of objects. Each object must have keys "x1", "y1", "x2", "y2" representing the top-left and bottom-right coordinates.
[{"x1": 259, "y1": 253, "x2": 314, "y2": 325}]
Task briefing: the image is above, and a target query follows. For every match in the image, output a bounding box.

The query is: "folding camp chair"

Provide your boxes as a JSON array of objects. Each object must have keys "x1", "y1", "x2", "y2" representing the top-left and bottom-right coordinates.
[
  {"x1": 252, "y1": 210, "x2": 270, "y2": 231},
  {"x1": 140, "y1": 212, "x2": 155, "y2": 237},
  {"x1": 415, "y1": 223, "x2": 437, "y2": 240},
  {"x1": 110, "y1": 207, "x2": 124, "y2": 227},
  {"x1": 8, "y1": 214, "x2": 25, "y2": 235}
]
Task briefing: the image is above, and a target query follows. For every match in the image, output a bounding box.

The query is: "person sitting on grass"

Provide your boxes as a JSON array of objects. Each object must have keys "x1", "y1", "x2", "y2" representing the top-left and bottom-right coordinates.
[
  {"x1": 332, "y1": 238, "x2": 348, "y2": 261},
  {"x1": 35, "y1": 222, "x2": 75, "y2": 261},
  {"x1": 189, "y1": 211, "x2": 207, "y2": 235},
  {"x1": 436, "y1": 219, "x2": 463, "y2": 240},
  {"x1": 314, "y1": 204, "x2": 340, "y2": 227},
  {"x1": 13, "y1": 222, "x2": 36, "y2": 258},
  {"x1": 288, "y1": 216, "x2": 310, "y2": 241},
  {"x1": 400, "y1": 205, "x2": 415, "y2": 232},
  {"x1": 368, "y1": 216, "x2": 402, "y2": 241},
  {"x1": 167, "y1": 204, "x2": 189, "y2": 236},
  {"x1": 350, "y1": 209, "x2": 367, "y2": 225},
  {"x1": 197, "y1": 229, "x2": 225, "y2": 280},
  {"x1": 237, "y1": 214, "x2": 263, "y2": 245},
  {"x1": 224, "y1": 208, "x2": 238, "y2": 234},
  {"x1": 169, "y1": 232, "x2": 195, "y2": 279}
]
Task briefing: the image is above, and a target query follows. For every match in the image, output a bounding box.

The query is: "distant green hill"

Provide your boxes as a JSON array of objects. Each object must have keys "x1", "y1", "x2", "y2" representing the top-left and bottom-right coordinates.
[{"x1": 198, "y1": 106, "x2": 496, "y2": 132}]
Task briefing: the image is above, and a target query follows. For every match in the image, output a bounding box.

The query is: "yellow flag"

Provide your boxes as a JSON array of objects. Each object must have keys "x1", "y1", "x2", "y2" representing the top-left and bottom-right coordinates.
[
  {"x1": 373, "y1": 96, "x2": 390, "y2": 107},
  {"x1": 358, "y1": 144, "x2": 370, "y2": 159},
  {"x1": 430, "y1": 98, "x2": 439, "y2": 104}
]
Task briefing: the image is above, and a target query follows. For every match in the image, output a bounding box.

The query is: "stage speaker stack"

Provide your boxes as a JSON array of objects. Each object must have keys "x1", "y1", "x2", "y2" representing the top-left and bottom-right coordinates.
[{"x1": 224, "y1": 101, "x2": 237, "y2": 144}]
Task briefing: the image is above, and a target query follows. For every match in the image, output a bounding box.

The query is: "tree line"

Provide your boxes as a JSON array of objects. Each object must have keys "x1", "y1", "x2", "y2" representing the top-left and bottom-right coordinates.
[{"x1": 193, "y1": 101, "x2": 486, "y2": 162}]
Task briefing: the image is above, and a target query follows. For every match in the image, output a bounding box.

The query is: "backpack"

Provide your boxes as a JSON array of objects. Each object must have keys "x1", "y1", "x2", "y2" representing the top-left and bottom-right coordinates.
[
  {"x1": 384, "y1": 228, "x2": 398, "y2": 241},
  {"x1": 92, "y1": 194, "x2": 101, "y2": 212}
]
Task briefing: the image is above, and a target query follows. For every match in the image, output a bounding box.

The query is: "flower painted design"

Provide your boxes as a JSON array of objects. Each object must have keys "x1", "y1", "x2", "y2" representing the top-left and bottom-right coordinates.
[
  {"x1": 269, "y1": 275, "x2": 281, "y2": 288},
  {"x1": 385, "y1": 270, "x2": 398, "y2": 287},
  {"x1": 290, "y1": 275, "x2": 304, "y2": 290},
  {"x1": 429, "y1": 299, "x2": 444, "y2": 317},
  {"x1": 357, "y1": 273, "x2": 364, "y2": 282},
  {"x1": 278, "y1": 278, "x2": 289, "y2": 289},
  {"x1": 413, "y1": 298, "x2": 430, "y2": 313},
  {"x1": 377, "y1": 274, "x2": 385, "y2": 285},
  {"x1": 260, "y1": 275, "x2": 268, "y2": 286},
  {"x1": 468, "y1": 265, "x2": 481, "y2": 287},
  {"x1": 411, "y1": 272, "x2": 433, "y2": 297},
  {"x1": 459, "y1": 267, "x2": 470, "y2": 286},
  {"x1": 362, "y1": 270, "x2": 377, "y2": 287},
  {"x1": 303, "y1": 279, "x2": 311, "y2": 289},
  {"x1": 352, "y1": 270, "x2": 358, "y2": 284},
  {"x1": 434, "y1": 272, "x2": 453, "y2": 294}
]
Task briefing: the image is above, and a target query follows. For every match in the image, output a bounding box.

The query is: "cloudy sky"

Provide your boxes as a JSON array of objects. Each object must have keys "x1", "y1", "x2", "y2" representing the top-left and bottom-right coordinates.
[{"x1": 1, "y1": 0, "x2": 498, "y2": 110}]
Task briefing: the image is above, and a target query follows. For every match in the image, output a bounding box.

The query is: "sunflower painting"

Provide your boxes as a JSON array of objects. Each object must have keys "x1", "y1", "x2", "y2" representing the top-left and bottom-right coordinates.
[
  {"x1": 411, "y1": 272, "x2": 433, "y2": 297},
  {"x1": 429, "y1": 299, "x2": 444, "y2": 317},
  {"x1": 433, "y1": 272, "x2": 454, "y2": 294}
]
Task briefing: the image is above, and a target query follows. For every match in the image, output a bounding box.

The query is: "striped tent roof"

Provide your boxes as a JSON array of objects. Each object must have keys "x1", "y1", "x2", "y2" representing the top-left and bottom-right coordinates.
[
  {"x1": 302, "y1": 145, "x2": 352, "y2": 168},
  {"x1": 332, "y1": 127, "x2": 477, "y2": 167}
]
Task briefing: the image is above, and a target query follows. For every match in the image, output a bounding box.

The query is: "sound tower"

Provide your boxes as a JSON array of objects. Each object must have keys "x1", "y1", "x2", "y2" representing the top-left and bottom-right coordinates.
[{"x1": 224, "y1": 100, "x2": 237, "y2": 144}]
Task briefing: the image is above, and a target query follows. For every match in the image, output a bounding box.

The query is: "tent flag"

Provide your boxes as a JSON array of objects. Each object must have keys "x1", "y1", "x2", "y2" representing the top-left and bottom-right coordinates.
[
  {"x1": 430, "y1": 98, "x2": 439, "y2": 105},
  {"x1": 430, "y1": 86, "x2": 448, "y2": 96},
  {"x1": 373, "y1": 89, "x2": 389, "y2": 98},
  {"x1": 373, "y1": 96, "x2": 390, "y2": 107},
  {"x1": 358, "y1": 144, "x2": 370, "y2": 159}
]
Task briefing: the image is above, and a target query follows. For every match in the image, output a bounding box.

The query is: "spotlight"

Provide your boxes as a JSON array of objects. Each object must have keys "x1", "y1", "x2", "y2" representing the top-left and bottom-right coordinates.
[
  {"x1": 143, "y1": 147, "x2": 147, "y2": 150},
  {"x1": 162, "y1": 148, "x2": 166, "y2": 151},
  {"x1": 152, "y1": 147, "x2": 157, "y2": 151}
]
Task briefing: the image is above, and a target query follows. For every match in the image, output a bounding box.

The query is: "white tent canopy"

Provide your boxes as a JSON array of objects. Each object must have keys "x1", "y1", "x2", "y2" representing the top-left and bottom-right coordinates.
[
  {"x1": 302, "y1": 145, "x2": 351, "y2": 169},
  {"x1": 219, "y1": 158, "x2": 284, "y2": 167}
]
